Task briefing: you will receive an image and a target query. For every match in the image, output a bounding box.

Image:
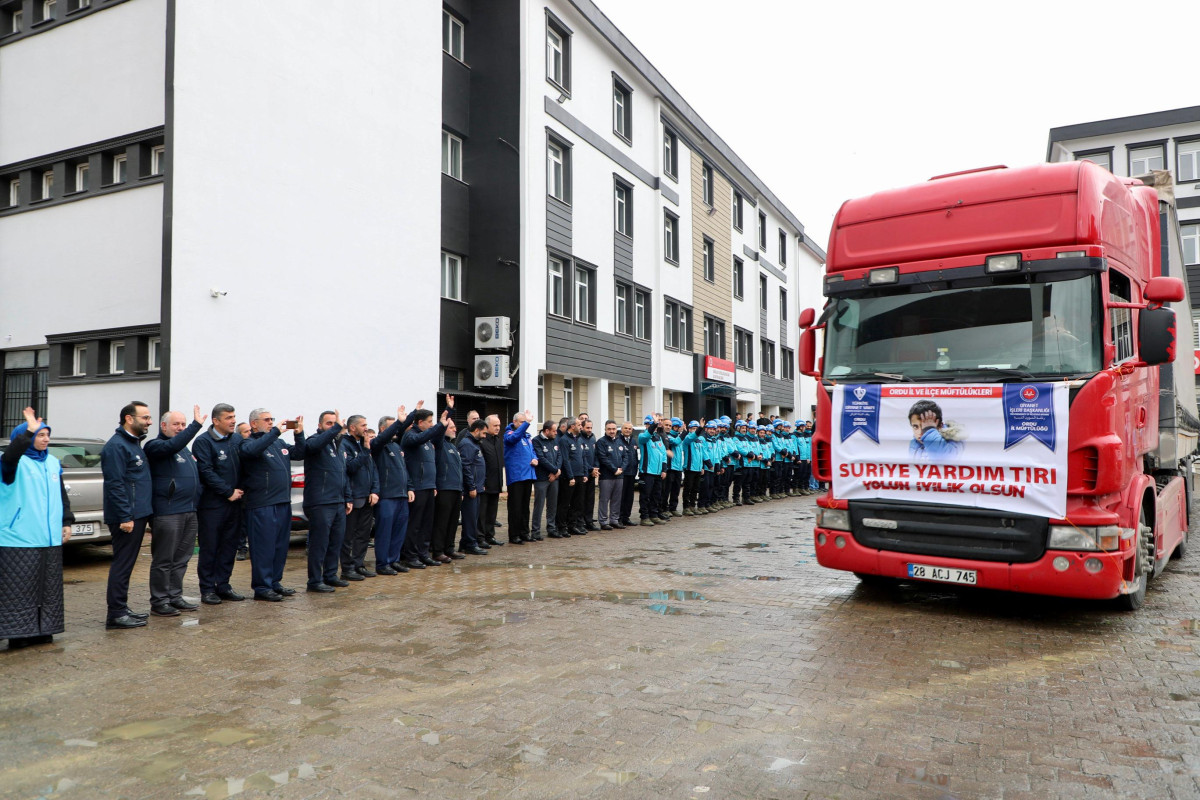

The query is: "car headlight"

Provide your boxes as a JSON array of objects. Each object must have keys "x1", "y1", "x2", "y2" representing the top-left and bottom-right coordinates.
[
  {"x1": 816, "y1": 507, "x2": 851, "y2": 531},
  {"x1": 1048, "y1": 525, "x2": 1124, "y2": 551}
]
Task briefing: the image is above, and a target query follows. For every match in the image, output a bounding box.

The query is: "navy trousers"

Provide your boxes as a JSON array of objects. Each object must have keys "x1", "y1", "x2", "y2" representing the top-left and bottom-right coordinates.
[
  {"x1": 374, "y1": 497, "x2": 409, "y2": 566},
  {"x1": 401, "y1": 489, "x2": 435, "y2": 561},
  {"x1": 459, "y1": 493, "x2": 481, "y2": 549},
  {"x1": 246, "y1": 503, "x2": 291, "y2": 595},
  {"x1": 305, "y1": 503, "x2": 346, "y2": 587},
  {"x1": 197, "y1": 501, "x2": 242, "y2": 595},
  {"x1": 640, "y1": 474, "x2": 661, "y2": 519},
  {"x1": 106, "y1": 517, "x2": 148, "y2": 620}
]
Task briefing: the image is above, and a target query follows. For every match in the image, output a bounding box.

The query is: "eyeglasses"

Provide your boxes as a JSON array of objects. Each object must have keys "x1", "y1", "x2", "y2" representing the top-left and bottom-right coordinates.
[{"x1": 259, "y1": 417, "x2": 275, "y2": 423}]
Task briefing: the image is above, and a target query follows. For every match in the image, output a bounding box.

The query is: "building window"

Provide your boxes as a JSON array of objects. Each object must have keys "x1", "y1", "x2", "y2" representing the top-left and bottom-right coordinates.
[
  {"x1": 108, "y1": 341, "x2": 125, "y2": 375},
  {"x1": 1183, "y1": 224, "x2": 1200, "y2": 267},
  {"x1": 701, "y1": 162, "x2": 713, "y2": 206},
  {"x1": 665, "y1": 301, "x2": 678, "y2": 349},
  {"x1": 442, "y1": 10, "x2": 464, "y2": 61},
  {"x1": 441, "y1": 131, "x2": 463, "y2": 180},
  {"x1": 440, "y1": 366, "x2": 464, "y2": 391},
  {"x1": 735, "y1": 328, "x2": 754, "y2": 370},
  {"x1": 546, "y1": 15, "x2": 570, "y2": 92},
  {"x1": 778, "y1": 229, "x2": 787, "y2": 266},
  {"x1": 733, "y1": 192, "x2": 743, "y2": 231},
  {"x1": 702, "y1": 237, "x2": 714, "y2": 282},
  {"x1": 563, "y1": 378, "x2": 574, "y2": 417},
  {"x1": 704, "y1": 317, "x2": 726, "y2": 359},
  {"x1": 1178, "y1": 141, "x2": 1200, "y2": 183},
  {"x1": 623, "y1": 386, "x2": 632, "y2": 421},
  {"x1": 111, "y1": 153, "x2": 127, "y2": 184},
  {"x1": 613, "y1": 77, "x2": 632, "y2": 142},
  {"x1": 548, "y1": 256, "x2": 567, "y2": 317},
  {"x1": 733, "y1": 257, "x2": 744, "y2": 300},
  {"x1": 663, "y1": 211, "x2": 679, "y2": 263},
  {"x1": 781, "y1": 348, "x2": 795, "y2": 380},
  {"x1": 663, "y1": 129, "x2": 678, "y2": 179},
  {"x1": 41, "y1": 0, "x2": 55, "y2": 22},
  {"x1": 40, "y1": 171, "x2": 54, "y2": 201},
  {"x1": 575, "y1": 265, "x2": 594, "y2": 325},
  {"x1": 74, "y1": 162, "x2": 89, "y2": 192},
  {"x1": 7, "y1": 178, "x2": 18, "y2": 208},
  {"x1": 148, "y1": 337, "x2": 161, "y2": 371},
  {"x1": 759, "y1": 274, "x2": 768, "y2": 310},
  {"x1": 615, "y1": 283, "x2": 630, "y2": 335},
  {"x1": 10, "y1": 7, "x2": 22, "y2": 33},
  {"x1": 779, "y1": 288, "x2": 787, "y2": 323},
  {"x1": 72, "y1": 344, "x2": 87, "y2": 377},
  {"x1": 1129, "y1": 144, "x2": 1164, "y2": 176},
  {"x1": 1075, "y1": 150, "x2": 1111, "y2": 171},
  {"x1": 760, "y1": 339, "x2": 776, "y2": 377},
  {"x1": 537, "y1": 374, "x2": 545, "y2": 422},
  {"x1": 614, "y1": 180, "x2": 632, "y2": 237},
  {"x1": 758, "y1": 211, "x2": 767, "y2": 250},
  {"x1": 547, "y1": 137, "x2": 570, "y2": 202},
  {"x1": 441, "y1": 252, "x2": 463, "y2": 301},
  {"x1": 679, "y1": 307, "x2": 692, "y2": 352},
  {"x1": 150, "y1": 145, "x2": 165, "y2": 176},
  {"x1": 634, "y1": 290, "x2": 649, "y2": 341}
]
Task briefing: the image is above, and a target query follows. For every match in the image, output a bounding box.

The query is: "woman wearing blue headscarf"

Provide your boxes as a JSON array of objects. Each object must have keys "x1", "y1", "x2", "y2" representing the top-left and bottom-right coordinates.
[{"x1": 1, "y1": 406, "x2": 74, "y2": 649}]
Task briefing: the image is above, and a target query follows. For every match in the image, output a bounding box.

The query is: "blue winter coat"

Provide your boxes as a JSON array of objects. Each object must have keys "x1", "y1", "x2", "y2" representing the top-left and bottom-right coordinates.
[
  {"x1": 0, "y1": 427, "x2": 73, "y2": 547},
  {"x1": 101, "y1": 427, "x2": 153, "y2": 524},
  {"x1": 459, "y1": 435, "x2": 486, "y2": 493},
  {"x1": 371, "y1": 413, "x2": 415, "y2": 499},
  {"x1": 193, "y1": 427, "x2": 242, "y2": 509},
  {"x1": 144, "y1": 420, "x2": 203, "y2": 516},
  {"x1": 239, "y1": 428, "x2": 306, "y2": 509},
  {"x1": 402, "y1": 421, "x2": 445, "y2": 492},
  {"x1": 503, "y1": 422, "x2": 536, "y2": 483},
  {"x1": 302, "y1": 424, "x2": 349, "y2": 507}
]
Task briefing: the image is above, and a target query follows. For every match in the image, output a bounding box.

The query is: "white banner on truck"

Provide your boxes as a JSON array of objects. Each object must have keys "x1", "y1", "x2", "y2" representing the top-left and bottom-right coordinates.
[{"x1": 832, "y1": 383, "x2": 1070, "y2": 518}]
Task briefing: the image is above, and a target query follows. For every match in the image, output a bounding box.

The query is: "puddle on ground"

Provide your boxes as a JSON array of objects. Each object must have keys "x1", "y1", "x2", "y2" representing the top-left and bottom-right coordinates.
[
  {"x1": 420, "y1": 732, "x2": 440, "y2": 745},
  {"x1": 308, "y1": 675, "x2": 343, "y2": 689},
  {"x1": 300, "y1": 695, "x2": 335, "y2": 708},
  {"x1": 695, "y1": 720, "x2": 714, "y2": 733},
  {"x1": 460, "y1": 612, "x2": 528, "y2": 628},
  {"x1": 626, "y1": 645, "x2": 654, "y2": 653},
  {"x1": 647, "y1": 604, "x2": 682, "y2": 615},
  {"x1": 99, "y1": 717, "x2": 195, "y2": 741},
  {"x1": 135, "y1": 754, "x2": 185, "y2": 780},
  {"x1": 597, "y1": 769, "x2": 638, "y2": 785},
  {"x1": 738, "y1": 543, "x2": 771, "y2": 550},
  {"x1": 203, "y1": 728, "x2": 258, "y2": 745},
  {"x1": 691, "y1": 543, "x2": 720, "y2": 549}
]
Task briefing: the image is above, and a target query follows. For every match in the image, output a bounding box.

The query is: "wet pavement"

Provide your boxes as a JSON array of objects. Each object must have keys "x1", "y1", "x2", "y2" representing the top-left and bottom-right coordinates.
[{"x1": 2, "y1": 495, "x2": 1199, "y2": 799}]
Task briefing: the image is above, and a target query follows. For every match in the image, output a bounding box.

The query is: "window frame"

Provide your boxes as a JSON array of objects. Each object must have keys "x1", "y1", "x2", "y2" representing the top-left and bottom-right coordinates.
[
  {"x1": 1182, "y1": 223, "x2": 1200, "y2": 267},
  {"x1": 74, "y1": 162, "x2": 89, "y2": 193},
  {"x1": 150, "y1": 144, "x2": 165, "y2": 176},
  {"x1": 734, "y1": 327, "x2": 754, "y2": 370},
  {"x1": 634, "y1": 289, "x2": 649, "y2": 341},
  {"x1": 563, "y1": 377, "x2": 574, "y2": 417},
  {"x1": 440, "y1": 251, "x2": 464, "y2": 302},
  {"x1": 758, "y1": 211, "x2": 767, "y2": 250},
  {"x1": 574, "y1": 265, "x2": 595, "y2": 326},
  {"x1": 781, "y1": 347, "x2": 795, "y2": 380},
  {"x1": 8, "y1": 177, "x2": 20, "y2": 207},
  {"x1": 442, "y1": 9, "x2": 465, "y2": 62},
  {"x1": 733, "y1": 192, "x2": 743, "y2": 231},
  {"x1": 778, "y1": 229, "x2": 787, "y2": 266},
  {"x1": 702, "y1": 236, "x2": 715, "y2": 283},
  {"x1": 1127, "y1": 141, "x2": 1166, "y2": 176},
  {"x1": 663, "y1": 210, "x2": 679, "y2": 263},
  {"x1": 614, "y1": 178, "x2": 632, "y2": 238},
  {"x1": 760, "y1": 339, "x2": 776, "y2": 377},
  {"x1": 40, "y1": 170, "x2": 53, "y2": 201},
  {"x1": 704, "y1": 316, "x2": 726, "y2": 359},
  {"x1": 759, "y1": 274, "x2": 768, "y2": 311},
  {"x1": 679, "y1": 306, "x2": 693, "y2": 353},
  {"x1": 108, "y1": 340, "x2": 125, "y2": 375},
  {"x1": 441, "y1": 130, "x2": 463, "y2": 181},
  {"x1": 664, "y1": 300, "x2": 678, "y2": 349},
  {"x1": 147, "y1": 337, "x2": 161, "y2": 371},
  {"x1": 545, "y1": 12, "x2": 571, "y2": 94},
  {"x1": 548, "y1": 255, "x2": 568, "y2": 318},
  {"x1": 615, "y1": 282, "x2": 630, "y2": 335},
  {"x1": 701, "y1": 162, "x2": 713, "y2": 207},
  {"x1": 733, "y1": 257, "x2": 744, "y2": 300},
  {"x1": 663, "y1": 128, "x2": 678, "y2": 180},
  {"x1": 71, "y1": 343, "x2": 87, "y2": 377},
  {"x1": 1073, "y1": 148, "x2": 1113, "y2": 172},
  {"x1": 779, "y1": 287, "x2": 787, "y2": 323},
  {"x1": 111, "y1": 153, "x2": 127, "y2": 184},
  {"x1": 623, "y1": 386, "x2": 632, "y2": 421},
  {"x1": 612, "y1": 74, "x2": 633, "y2": 144},
  {"x1": 547, "y1": 134, "x2": 571, "y2": 203},
  {"x1": 1177, "y1": 138, "x2": 1200, "y2": 183}
]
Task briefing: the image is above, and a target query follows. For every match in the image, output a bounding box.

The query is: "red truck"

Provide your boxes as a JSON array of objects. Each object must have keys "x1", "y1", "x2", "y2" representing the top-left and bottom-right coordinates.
[{"x1": 799, "y1": 162, "x2": 1197, "y2": 609}]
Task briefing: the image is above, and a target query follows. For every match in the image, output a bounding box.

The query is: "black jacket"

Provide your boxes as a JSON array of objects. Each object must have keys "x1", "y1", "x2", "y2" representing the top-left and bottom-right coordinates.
[
  {"x1": 434, "y1": 433, "x2": 463, "y2": 492},
  {"x1": 144, "y1": 420, "x2": 203, "y2": 516},
  {"x1": 101, "y1": 427, "x2": 153, "y2": 524},
  {"x1": 302, "y1": 423, "x2": 349, "y2": 507},
  {"x1": 459, "y1": 435, "x2": 486, "y2": 493},
  {"x1": 193, "y1": 427, "x2": 242, "y2": 509},
  {"x1": 342, "y1": 434, "x2": 378, "y2": 500},
  {"x1": 531, "y1": 433, "x2": 562, "y2": 480},
  {"x1": 479, "y1": 433, "x2": 504, "y2": 493},
  {"x1": 618, "y1": 433, "x2": 639, "y2": 474},
  {"x1": 370, "y1": 413, "x2": 415, "y2": 499},
  {"x1": 403, "y1": 421, "x2": 445, "y2": 492},
  {"x1": 239, "y1": 428, "x2": 306, "y2": 509},
  {"x1": 595, "y1": 434, "x2": 625, "y2": 479}
]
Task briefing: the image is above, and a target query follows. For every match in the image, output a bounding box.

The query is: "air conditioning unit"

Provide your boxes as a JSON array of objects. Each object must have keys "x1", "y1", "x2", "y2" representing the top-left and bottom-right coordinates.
[
  {"x1": 475, "y1": 354, "x2": 511, "y2": 387},
  {"x1": 474, "y1": 316, "x2": 511, "y2": 349}
]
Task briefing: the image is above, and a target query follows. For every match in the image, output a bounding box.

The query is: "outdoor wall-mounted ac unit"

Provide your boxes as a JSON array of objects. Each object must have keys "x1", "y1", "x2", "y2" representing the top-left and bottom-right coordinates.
[
  {"x1": 474, "y1": 354, "x2": 511, "y2": 387},
  {"x1": 474, "y1": 316, "x2": 511, "y2": 349}
]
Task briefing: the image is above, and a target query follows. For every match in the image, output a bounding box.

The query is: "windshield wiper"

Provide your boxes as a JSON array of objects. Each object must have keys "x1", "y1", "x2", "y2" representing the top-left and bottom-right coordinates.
[
  {"x1": 872, "y1": 372, "x2": 912, "y2": 382},
  {"x1": 952, "y1": 367, "x2": 1037, "y2": 382}
]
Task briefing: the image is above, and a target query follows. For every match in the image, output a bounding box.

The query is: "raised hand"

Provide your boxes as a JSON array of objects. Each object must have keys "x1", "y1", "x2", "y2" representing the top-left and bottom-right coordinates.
[
  {"x1": 397, "y1": 405, "x2": 406, "y2": 420},
  {"x1": 193, "y1": 404, "x2": 207, "y2": 425},
  {"x1": 445, "y1": 395, "x2": 455, "y2": 410},
  {"x1": 21, "y1": 407, "x2": 40, "y2": 430}
]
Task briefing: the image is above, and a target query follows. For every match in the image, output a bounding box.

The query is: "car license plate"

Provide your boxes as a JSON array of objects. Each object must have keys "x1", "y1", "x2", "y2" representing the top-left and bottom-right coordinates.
[
  {"x1": 907, "y1": 563, "x2": 976, "y2": 585},
  {"x1": 71, "y1": 523, "x2": 95, "y2": 535}
]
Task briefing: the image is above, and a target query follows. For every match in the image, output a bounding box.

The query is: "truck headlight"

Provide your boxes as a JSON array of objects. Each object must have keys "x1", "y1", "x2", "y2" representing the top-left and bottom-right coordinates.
[
  {"x1": 1048, "y1": 525, "x2": 1124, "y2": 551},
  {"x1": 816, "y1": 507, "x2": 851, "y2": 531}
]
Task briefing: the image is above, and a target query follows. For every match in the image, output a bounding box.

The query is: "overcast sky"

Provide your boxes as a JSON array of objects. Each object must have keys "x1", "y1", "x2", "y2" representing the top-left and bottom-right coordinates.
[{"x1": 597, "y1": 0, "x2": 1195, "y2": 254}]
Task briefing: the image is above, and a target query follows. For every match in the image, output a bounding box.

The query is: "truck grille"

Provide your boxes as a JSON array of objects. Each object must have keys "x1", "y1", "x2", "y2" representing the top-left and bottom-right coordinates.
[{"x1": 848, "y1": 499, "x2": 1047, "y2": 563}]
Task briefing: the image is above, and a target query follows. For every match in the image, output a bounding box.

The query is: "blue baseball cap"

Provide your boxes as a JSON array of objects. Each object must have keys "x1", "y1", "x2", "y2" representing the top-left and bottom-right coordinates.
[
  {"x1": 688, "y1": 420, "x2": 700, "y2": 428},
  {"x1": 773, "y1": 420, "x2": 784, "y2": 427},
  {"x1": 643, "y1": 414, "x2": 655, "y2": 426},
  {"x1": 735, "y1": 420, "x2": 747, "y2": 428},
  {"x1": 705, "y1": 421, "x2": 717, "y2": 429},
  {"x1": 670, "y1": 417, "x2": 683, "y2": 427}
]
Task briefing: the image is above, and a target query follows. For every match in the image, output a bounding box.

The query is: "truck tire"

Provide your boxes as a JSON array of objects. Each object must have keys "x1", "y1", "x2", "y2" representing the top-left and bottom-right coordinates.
[{"x1": 1116, "y1": 508, "x2": 1153, "y2": 611}]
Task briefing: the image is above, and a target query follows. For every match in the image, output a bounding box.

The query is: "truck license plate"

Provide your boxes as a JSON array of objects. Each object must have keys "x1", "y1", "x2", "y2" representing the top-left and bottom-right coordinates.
[
  {"x1": 907, "y1": 563, "x2": 976, "y2": 585},
  {"x1": 71, "y1": 523, "x2": 95, "y2": 535}
]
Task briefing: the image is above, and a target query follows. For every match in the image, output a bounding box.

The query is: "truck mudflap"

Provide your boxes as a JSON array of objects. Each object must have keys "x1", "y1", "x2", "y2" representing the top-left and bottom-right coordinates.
[
  {"x1": 1153, "y1": 475, "x2": 1188, "y2": 573},
  {"x1": 814, "y1": 526, "x2": 1127, "y2": 600}
]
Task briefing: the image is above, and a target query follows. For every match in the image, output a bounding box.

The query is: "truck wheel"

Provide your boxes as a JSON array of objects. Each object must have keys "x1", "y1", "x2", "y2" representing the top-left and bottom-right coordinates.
[{"x1": 1116, "y1": 509, "x2": 1153, "y2": 611}]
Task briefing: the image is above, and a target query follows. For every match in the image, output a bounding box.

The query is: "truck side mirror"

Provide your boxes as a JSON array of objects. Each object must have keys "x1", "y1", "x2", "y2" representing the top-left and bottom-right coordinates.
[
  {"x1": 1145, "y1": 276, "x2": 1185, "y2": 304},
  {"x1": 1138, "y1": 306, "x2": 1176, "y2": 366},
  {"x1": 799, "y1": 328, "x2": 820, "y2": 378},
  {"x1": 798, "y1": 307, "x2": 816, "y2": 329}
]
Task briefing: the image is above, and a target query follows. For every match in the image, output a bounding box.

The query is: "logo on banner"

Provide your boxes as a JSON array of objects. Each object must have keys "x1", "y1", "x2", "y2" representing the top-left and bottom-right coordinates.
[
  {"x1": 1003, "y1": 384, "x2": 1056, "y2": 450},
  {"x1": 840, "y1": 384, "x2": 881, "y2": 443}
]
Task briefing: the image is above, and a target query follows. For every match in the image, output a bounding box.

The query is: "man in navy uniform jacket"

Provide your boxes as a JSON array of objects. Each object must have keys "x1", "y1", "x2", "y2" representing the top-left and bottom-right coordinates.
[
  {"x1": 400, "y1": 397, "x2": 453, "y2": 569},
  {"x1": 144, "y1": 405, "x2": 205, "y2": 616},
  {"x1": 238, "y1": 408, "x2": 306, "y2": 601},
  {"x1": 100, "y1": 400, "x2": 155, "y2": 630},
  {"x1": 301, "y1": 410, "x2": 350, "y2": 593},
  {"x1": 194, "y1": 403, "x2": 246, "y2": 605}
]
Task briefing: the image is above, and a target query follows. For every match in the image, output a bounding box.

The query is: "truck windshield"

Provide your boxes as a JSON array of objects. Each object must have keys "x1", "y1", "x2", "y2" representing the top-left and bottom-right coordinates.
[{"x1": 823, "y1": 273, "x2": 1102, "y2": 381}]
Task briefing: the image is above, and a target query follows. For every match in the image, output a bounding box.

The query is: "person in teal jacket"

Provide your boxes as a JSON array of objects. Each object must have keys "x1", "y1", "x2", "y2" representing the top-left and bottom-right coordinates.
[
  {"x1": 754, "y1": 425, "x2": 774, "y2": 501},
  {"x1": 0, "y1": 407, "x2": 74, "y2": 649},
  {"x1": 796, "y1": 423, "x2": 813, "y2": 496},
  {"x1": 681, "y1": 421, "x2": 705, "y2": 515},
  {"x1": 636, "y1": 415, "x2": 669, "y2": 525},
  {"x1": 732, "y1": 420, "x2": 752, "y2": 505},
  {"x1": 664, "y1": 418, "x2": 685, "y2": 516}
]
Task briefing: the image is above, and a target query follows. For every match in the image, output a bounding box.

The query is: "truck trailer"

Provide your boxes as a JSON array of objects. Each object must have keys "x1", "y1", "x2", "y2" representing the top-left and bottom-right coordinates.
[{"x1": 800, "y1": 161, "x2": 1197, "y2": 609}]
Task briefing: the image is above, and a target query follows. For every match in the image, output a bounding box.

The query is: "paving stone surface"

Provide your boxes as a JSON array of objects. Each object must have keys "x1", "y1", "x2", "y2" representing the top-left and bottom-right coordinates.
[{"x1": 1, "y1": 495, "x2": 1198, "y2": 799}]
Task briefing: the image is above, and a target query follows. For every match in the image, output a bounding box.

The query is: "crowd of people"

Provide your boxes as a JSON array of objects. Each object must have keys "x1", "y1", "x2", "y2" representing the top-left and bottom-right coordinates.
[{"x1": 0, "y1": 397, "x2": 820, "y2": 645}]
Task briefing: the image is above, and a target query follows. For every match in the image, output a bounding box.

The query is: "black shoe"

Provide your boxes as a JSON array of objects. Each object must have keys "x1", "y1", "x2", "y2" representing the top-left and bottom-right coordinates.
[
  {"x1": 235, "y1": 549, "x2": 248, "y2": 562},
  {"x1": 170, "y1": 598, "x2": 200, "y2": 611},
  {"x1": 274, "y1": 586, "x2": 296, "y2": 596},
  {"x1": 476, "y1": 541, "x2": 492, "y2": 549},
  {"x1": 494, "y1": 521, "x2": 503, "y2": 528},
  {"x1": 572, "y1": 529, "x2": 588, "y2": 536},
  {"x1": 357, "y1": 567, "x2": 376, "y2": 577},
  {"x1": 306, "y1": 583, "x2": 336, "y2": 593},
  {"x1": 342, "y1": 571, "x2": 365, "y2": 581},
  {"x1": 485, "y1": 537, "x2": 504, "y2": 546},
  {"x1": 419, "y1": 555, "x2": 440, "y2": 566},
  {"x1": 376, "y1": 565, "x2": 398, "y2": 575},
  {"x1": 392, "y1": 563, "x2": 410, "y2": 573},
  {"x1": 254, "y1": 591, "x2": 284, "y2": 602},
  {"x1": 201, "y1": 592, "x2": 222, "y2": 605},
  {"x1": 600, "y1": 524, "x2": 613, "y2": 531},
  {"x1": 217, "y1": 590, "x2": 246, "y2": 601},
  {"x1": 459, "y1": 546, "x2": 489, "y2": 555},
  {"x1": 106, "y1": 614, "x2": 147, "y2": 629},
  {"x1": 586, "y1": 523, "x2": 599, "y2": 531},
  {"x1": 124, "y1": 610, "x2": 150, "y2": 620},
  {"x1": 658, "y1": 515, "x2": 671, "y2": 522},
  {"x1": 151, "y1": 604, "x2": 180, "y2": 617},
  {"x1": 529, "y1": 535, "x2": 544, "y2": 542},
  {"x1": 446, "y1": 552, "x2": 465, "y2": 560},
  {"x1": 404, "y1": 560, "x2": 426, "y2": 570},
  {"x1": 327, "y1": 577, "x2": 350, "y2": 587},
  {"x1": 614, "y1": 523, "x2": 627, "y2": 530},
  {"x1": 508, "y1": 538, "x2": 525, "y2": 545}
]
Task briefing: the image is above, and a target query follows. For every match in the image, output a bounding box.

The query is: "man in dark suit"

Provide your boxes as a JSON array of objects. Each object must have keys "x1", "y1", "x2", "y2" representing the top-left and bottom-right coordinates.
[{"x1": 477, "y1": 414, "x2": 505, "y2": 547}]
